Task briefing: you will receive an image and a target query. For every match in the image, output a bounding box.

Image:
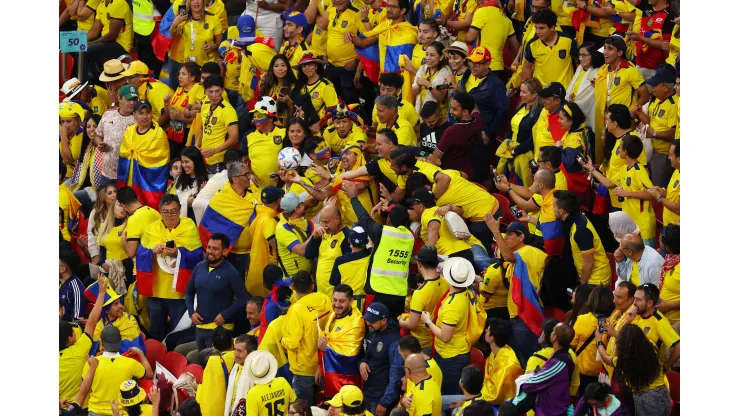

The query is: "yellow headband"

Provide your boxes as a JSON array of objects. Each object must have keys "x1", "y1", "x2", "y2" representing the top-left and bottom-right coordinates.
[{"x1": 563, "y1": 104, "x2": 572, "y2": 118}]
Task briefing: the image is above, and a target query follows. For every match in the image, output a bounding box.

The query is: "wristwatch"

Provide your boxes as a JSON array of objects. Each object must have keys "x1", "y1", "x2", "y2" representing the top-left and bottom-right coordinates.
[
  {"x1": 361, "y1": 17, "x2": 370, "y2": 23},
  {"x1": 656, "y1": 195, "x2": 663, "y2": 203},
  {"x1": 596, "y1": 340, "x2": 603, "y2": 347}
]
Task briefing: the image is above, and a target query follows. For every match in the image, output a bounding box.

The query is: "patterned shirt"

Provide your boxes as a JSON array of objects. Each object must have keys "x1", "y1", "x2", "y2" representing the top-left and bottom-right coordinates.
[{"x1": 95, "y1": 109, "x2": 135, "y2": 179}]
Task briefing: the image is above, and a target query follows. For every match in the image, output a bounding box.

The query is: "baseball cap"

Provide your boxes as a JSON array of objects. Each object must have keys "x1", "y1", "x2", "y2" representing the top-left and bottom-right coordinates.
[
  {"x1": 101, "y1": 325, "x2": 122, "y2": 352},
  {"x1": 645, "y1": 67, "x2": 675, "y2": 87},
  {"x1": 134, "y1": 99, "x2": 152, "y2": 112},
  {"x1": 598, "y1": 34, "x2": 627, "y2": 54},
  {"x1": 348, "y1": 224, "x2": 368, "y2": 247},
  {"x1": 282, "y1": 11, "x2": 308, "y2": 29},
  {"x1": 362, "y1": 302, "x2": 389, "y2": 323},
  {"x1": 506, "y1": 222, "x2": 530, "y2": 238},
  {"x1": 414, "y1": 245, "x2": 441, "y2": 266},
  {"x1": 237, "y1": 14, "x2": 256, "y2": 37},
  {"x1": 340, "y1": 385, "x2": 364, "y2": 407},
  {"x1": 119, "y1": 84, "x2": 139, "y2": 100},
  {"x1": 537, "y1": 82, "x2": 566, "y2": 100},
  {"x1": 122, "y1": 60, "x2": 149, "y2": 77},
  {"x1": 467, "y1": 46, "x2": 491, "y2": 63},
  {"x1": 405, "y1": 188, "x2": 436, "y2": 208},
  {"x1": 261, "y1": 186, "x2": 285, "y2": 204},
  {"x1": 280, "y1": 192, "x2": 308, "y2": 212}
]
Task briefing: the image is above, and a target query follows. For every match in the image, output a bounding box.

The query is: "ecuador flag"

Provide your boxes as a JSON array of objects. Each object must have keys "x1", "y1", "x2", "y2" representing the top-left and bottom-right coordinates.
[
  {"x1": 537, "y1": 191, "x2": 564, "y2": 258},
  {"x1": 320, "y1": 307, "x2": 365, "y2": 399},
  {"x1": 198, "y1": 184, "x2": 257, "y2": 250},
  {"x1": 511, "y1": 252, "x2": 544, "y2": 336},
  {"x1": 117, "y1": 123, "x2": 170, "y2": 210}
]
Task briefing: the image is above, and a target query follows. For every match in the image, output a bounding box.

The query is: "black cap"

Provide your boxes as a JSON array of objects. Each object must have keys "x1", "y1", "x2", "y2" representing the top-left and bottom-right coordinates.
[
  {"x1": 405, "y1": 188, "x2": 436, "y2": 208},
  {"x1": 415, "y1": 245, "x2": 441, "y2": 266},
  {"x1": 538, "y1": 82, "x2": 566, "y2": 100},
  {"x1": 134, "y1": 99, "x2": 153, "y2": 112},
  {"x1": 646, "y1": 67, "x2": 676, "y2": 87},
  {"x1": 602, "y1": 34, "x2": 627, "y2": 53},
  {"x1": 261, "y1": 186, "x2": 285, "y2": 204}
]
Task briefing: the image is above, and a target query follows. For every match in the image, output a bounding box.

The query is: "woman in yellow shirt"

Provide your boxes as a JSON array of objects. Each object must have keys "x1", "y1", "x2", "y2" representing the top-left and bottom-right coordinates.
[
  {"x1": 295, "y1": 53, "x2": 339, "y2": 130},
  {"x1": 98, "y1": 200, "x2": 130, "y2": 279},
  {"x1": 171, "y1": 0, "x2": 223, "y2": 65},
  {"x1": 658, "y1": 224, "x2": 680, "y2": 324},
  {"x1": 571, "y1": 286, "x2": 615, "y2": 396},
  {"x1": 259, "y1": 55, "x2": 302, "y2": 128},
  {"x1": 404, "y1": 18, "x2": 440, "y2": 77},
  {"x1": 165, "y1": 62, "x2": 204, "y2": 157}
]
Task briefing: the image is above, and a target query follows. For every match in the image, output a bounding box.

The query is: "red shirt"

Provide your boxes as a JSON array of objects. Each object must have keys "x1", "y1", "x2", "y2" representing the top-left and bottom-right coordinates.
[
  {"x1": 437, "y1": 112, "x2": 483, "y2": 181},
  {"x1": 635, "y1": 1, "x2": 677, "y2": 69}
]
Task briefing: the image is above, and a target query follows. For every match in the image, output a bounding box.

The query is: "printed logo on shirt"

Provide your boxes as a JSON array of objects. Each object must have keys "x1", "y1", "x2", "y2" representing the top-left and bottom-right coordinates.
[
  {"x1": 335, "y1": 326, "x2": 342, "y2": 332},
  {"x1": 422, "y1": 132, "x2": 438, "y2": 148},
  {"x1": 331, "y1": 240, "x2": 338, "y2": 249},
  {"x1": 273, "y1": 135, "x2": 283, "y2": 145},
  {"x1": 204, "y1": 23, "x2": 209, "y2": 29},
  {"x1": 643, "y1": 326, "x2": 651, "y2": 335},
  {"x1": 673, "y1": 180, "x2": 679, "y2": 188},
  {"x1": 376, "y1": 341, "x2": 383, "y2": 352},
  {"x1": 211, "y1": 117, "x2": 218, "y2": 125},
  {"x1": 312, "y1": 91, "x2": 319, "y2": 99},
  {"x1": 614, "y1": 77, "x2": 621, "y2": 86},
  {"x1": 341, "y1": 20, "x2": 349, "y2": 28},
  {"x1": 559, "y1": 49, "x2": 567, "y2": 59},
  {"x1": 658, "y1": 109, "x2": 665, "y2": 118},
  {"x1": 316, "y1": 28, "x2": 322, "y2": 34}
]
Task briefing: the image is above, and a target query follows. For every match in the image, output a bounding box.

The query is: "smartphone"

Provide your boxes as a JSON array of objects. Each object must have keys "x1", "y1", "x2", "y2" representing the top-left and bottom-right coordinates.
[
  {"x1": 100, "y1": 268, "x2": 109, "y2": 276},
  {"x1": 166, "y1": 240, "x2": 175, "y2": 249},
  {"x1": 178, "y1": 4, "x2": 187, "y2": 15},
  {"x1": 576, "y1": 153, "x2": 586, "y2": 165},
  {"x1": 597, "y1": 314, "x2": 607, "y2": 333},
  {"x1": 491, "y1": 168, "x2": 500, "y2": 183},
  {"x1": 566, "y1": 287, "x2": 574, "y2": 297},
  {"x1": 529, "y1": 160, "x2": 538, "y2": 170},
  {"x1": 510, "y1": 205, "x2": 523, "y2": 219}
]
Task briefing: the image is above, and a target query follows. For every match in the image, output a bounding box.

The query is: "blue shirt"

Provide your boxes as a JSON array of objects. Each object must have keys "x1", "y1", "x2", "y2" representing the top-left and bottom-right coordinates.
[
  {"x1": 60, "y1": 275, "x2": 87, "y2": 322},
  {"x1": 185, "y1": 259, "x2": 249, "y2": 324}
]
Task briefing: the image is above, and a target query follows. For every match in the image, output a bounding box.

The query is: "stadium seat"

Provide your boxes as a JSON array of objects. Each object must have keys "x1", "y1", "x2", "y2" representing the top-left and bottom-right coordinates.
[
  {"x1": 466, "y1": 347, "x2": 485, "y2": 373},
  {"x1": 492, "y1": 193, "x2": 515, "y2": 226},
  {"x1": 606, "y1": 253, "x2": 618, "y2": 290},
  {"x1": 666, "y1": 370, "x2": 680, "y2": 415},
  {"x1": 59, "y1": 52, "x2": 74, "y2": 86},
  {"x1": 651, "y1": 198, "x2": 664, "y2": 225},
  {"x1": 145, "y1": 339, "x2": 167, "y2": 368},
  {"x1": 184, "y1": 364, "x2": 204, "y2": 383},
  {"x1": 161, "y1": 351, "x2": 188, "y2": 378},
  {"x1": 138, "y1": 379, "x2": 154, "y2": 398}
]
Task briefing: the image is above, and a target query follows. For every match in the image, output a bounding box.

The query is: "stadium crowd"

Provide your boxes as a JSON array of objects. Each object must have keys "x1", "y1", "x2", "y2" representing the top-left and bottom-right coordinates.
[{"x1": 58, "y1": 0, "x2": 681, "y2": 415}]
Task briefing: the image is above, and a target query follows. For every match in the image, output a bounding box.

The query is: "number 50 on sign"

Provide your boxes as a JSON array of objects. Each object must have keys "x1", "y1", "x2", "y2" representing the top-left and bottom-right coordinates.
[{"x1": 60, "y1": 31, "x2": 88, "y2": 53}]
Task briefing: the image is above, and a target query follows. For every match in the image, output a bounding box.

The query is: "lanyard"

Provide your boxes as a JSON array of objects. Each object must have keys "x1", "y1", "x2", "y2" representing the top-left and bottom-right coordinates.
[
  {"x1": 605, "y1": 64, "x2": 620, "y2": 105},
  {"x1": 190, "y1": 19, "x2": 200, "y2": 51}
]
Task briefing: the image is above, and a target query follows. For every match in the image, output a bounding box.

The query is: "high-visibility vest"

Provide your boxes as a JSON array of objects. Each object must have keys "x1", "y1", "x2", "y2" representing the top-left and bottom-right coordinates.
[
  {"x1": 133, "y1": 0, "x2": 157, "y2": 36},
  {"x1": 369, "y1": 225, "x2": 415, "y2": 296}
]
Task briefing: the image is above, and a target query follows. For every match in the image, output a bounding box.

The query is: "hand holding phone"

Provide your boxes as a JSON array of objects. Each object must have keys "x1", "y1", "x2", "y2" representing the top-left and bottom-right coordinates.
[{"x1": 166, "y1": 240, "x2": 175, "y2": 249}]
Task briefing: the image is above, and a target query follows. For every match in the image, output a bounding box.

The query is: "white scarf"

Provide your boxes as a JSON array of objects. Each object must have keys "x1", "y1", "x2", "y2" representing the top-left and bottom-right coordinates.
[
  {"x1": 565, "y1": 65, "x2": 599, "y2": 131},
  {"x1": 223, "y1": 364, "x2": 251, "y2": 416}
]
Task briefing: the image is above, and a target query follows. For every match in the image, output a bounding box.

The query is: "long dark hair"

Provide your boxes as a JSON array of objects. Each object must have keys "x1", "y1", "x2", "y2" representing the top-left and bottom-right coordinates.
[
  {"x1": 260, "y1": 54, "x2": 298, "y2": 98},
  {"x1": 289, "y1": 399, "x2": 310, "y2": 416},
  {"x1": 175, "y1": 146, "x2": 208, "y2": 191},
  {"x1": 614, "y1": 324, "x2": 663, "y2": 391},
  {"x1": 567, "y1": 284, "x2": 595, "y2": 326},
  {"x1": 425, "y1": 41, "x2": 448, "y2": 69},
  {"x1": 283, "y1": 117, "x2": 311, "y2": 153},
  {"x1": 563, "y1": 102, "x2": 587, "y2": 132},
  {"x1": 587, "y1": 286, "x2": 615, "y2": 317},
  {"x1": 82, "y1": 114, "x2": 102, "y2": 156},
  {"x1": 297, "y1": 62, "x2": 327, "y2": 86}
]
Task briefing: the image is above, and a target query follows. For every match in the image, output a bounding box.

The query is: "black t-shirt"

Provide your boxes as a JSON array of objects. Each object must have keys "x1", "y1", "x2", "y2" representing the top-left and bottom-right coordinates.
[{"x1": 419, "y1": 121, "x2": 451, "y2": 156}]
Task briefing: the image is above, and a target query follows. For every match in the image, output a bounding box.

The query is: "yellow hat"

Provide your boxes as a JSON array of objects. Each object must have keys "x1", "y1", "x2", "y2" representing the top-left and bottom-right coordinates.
[
  {"x1": 325, "y1": 392, "x2": 343, "y2": 407},
  {"x1": 58, "y1": 102, "x2": 86, "y2": 121},
  {"x1": 340, "y1": 385, "x2": 363, "y2": 407},
  {"x1": 122, "y1": 60, "x2": 149, "y2": 77},
  {"x1": 118, "y1": 380, "x2": 146, "y2": 406}
]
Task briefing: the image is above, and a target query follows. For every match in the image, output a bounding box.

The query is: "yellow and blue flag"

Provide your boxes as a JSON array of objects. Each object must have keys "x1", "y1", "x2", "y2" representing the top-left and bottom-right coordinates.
[
  {"x1": 320, "y1": 307, "x2": 365, "y2": 399},
  {"x1": 117, "y1": 124, "x2": 170, "y2": 210},
  {"x1": 198, "y1": 184, "x2": 256, "y2": 250}
]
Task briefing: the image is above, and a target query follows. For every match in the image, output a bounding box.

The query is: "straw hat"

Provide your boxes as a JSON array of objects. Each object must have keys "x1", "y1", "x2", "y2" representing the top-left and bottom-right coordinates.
[{"x1": 99, "y1": 59, "x2": 127, "y2": 82}]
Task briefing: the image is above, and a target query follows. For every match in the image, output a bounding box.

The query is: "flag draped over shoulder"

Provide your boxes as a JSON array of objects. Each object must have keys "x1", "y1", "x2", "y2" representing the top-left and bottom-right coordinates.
[
  {"x1": 365, "y1": 20, "x2": 418, "y2": 73},
  {"x1": 356, "y1": 34, "x2": 381, "y2": 84},
  {"x1": 320, "y1": 307, "x2": 365, "y2": 398},
  {"x1": 117, "y1": 124, "x2": 170, "y2": 210},
  {"x1": 198, "y1": 184, "x2": 256, "y2": 250},
  {"x1": 153, "y1": 5, "x2": 175, "y2": 62},
  {"x1": 92, "y1": 314, "x2": 146, "y2": 355},
  {"x1": 510, "y1": 252, "x2": 544, "y2": 336},
  {"x1": 136, "y1": 219, "x2": 204, "y2": 297},
  {"x1": 538, "y1": 193, "x2": 564, "y2": 257}
]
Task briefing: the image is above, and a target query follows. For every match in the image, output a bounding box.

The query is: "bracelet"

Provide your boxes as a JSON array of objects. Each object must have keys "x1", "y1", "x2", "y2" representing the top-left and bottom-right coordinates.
[
  {"x1": 589, "y1": 168, "x2": 597, "y2": 174},
  {"x1": 656, "y1": 195, "x2": 663, "y2": 203},
  {"x1": 505, "y1": 187, "x2": 512, "y2": 194},
  {"x1": 526, "y1": 215, "x2": 531, "y2": 222},
  {"x1": 596, "y1": 340, "x2": 603, "y2": 347}
]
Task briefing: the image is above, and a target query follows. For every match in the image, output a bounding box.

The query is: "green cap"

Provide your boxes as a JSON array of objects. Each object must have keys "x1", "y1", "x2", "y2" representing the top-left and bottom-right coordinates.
[{"x1": 119, "y1": 84, "x2": 139, "y2": 100}]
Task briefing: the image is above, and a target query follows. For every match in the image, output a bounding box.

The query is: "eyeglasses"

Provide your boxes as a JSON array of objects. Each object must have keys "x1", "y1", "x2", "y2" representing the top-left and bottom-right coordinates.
[
  {"x1": 161, "y1": 209, "x2": 179, "y2": 216},
  {"x1": 386, "y1": 4, "x2": 401, "y2": 9},
  {"x1": 531, "y1": 5, "x2": 544, "y2": 12},
  {"x1": 578, "y1": 53, "x2": 591, "y2": 58}
]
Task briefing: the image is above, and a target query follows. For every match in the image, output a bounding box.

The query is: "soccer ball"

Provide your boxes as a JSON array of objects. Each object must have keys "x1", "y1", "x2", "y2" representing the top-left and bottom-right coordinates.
[
  {"x1": 254, "y1": 96, "x2": 277, "y2": 115},
  {"x1": 278, "y1": 147, "x2": 302, "y2": 171}
]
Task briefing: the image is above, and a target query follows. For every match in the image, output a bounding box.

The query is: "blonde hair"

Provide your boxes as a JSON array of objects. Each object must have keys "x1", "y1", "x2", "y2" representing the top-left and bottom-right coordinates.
[
  {"x1": 98, "y1": 201, "x2": 128, "y2": 246},
  {"x1": 521, "y1": 78, "x2": 544, "y2": 108},
  {"x1": 92, "y1": 184, "x2": 117, "y2": 234}
]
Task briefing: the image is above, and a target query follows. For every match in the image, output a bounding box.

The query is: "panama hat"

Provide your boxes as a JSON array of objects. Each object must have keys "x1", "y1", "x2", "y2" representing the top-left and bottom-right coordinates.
[{"x1": 244, "y1": 350, "x2": 278, "y2": 385}]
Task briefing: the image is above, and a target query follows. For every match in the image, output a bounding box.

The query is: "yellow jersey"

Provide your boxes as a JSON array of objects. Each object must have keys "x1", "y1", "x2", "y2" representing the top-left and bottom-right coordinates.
[
  {"x1": 480, "y1": 262, "x2": 508, "y2": 310},
  {"x1": 659, "y1": 262, "x2": 680, "y2": 323},
  {"x1": 647, "y1": 95, "x2": 679, "y2": 155},
  {"x1": 618, "y1": 163, "x2": 655, "y2": 239},
  {"x1": 372, "y1": 98, "x2": 420, "y2": 128},
  {"x1": 322, "y1": 124, "x2": 367, "y2": 155},
  {"x1": 315, "y1": 229, "x2": 350, "y2": 297},
  {"x1": 663, "y1": 169, "x2": 680, "y2": 225},
  {"x1": 436, "y1": 170, "x2": 500, "y2": 222},
  {"x1": 409, "y1": 277, "x2": 449, "y2": 349},
  {"x1": 59, "y1": 332, "x2": 93, "y2": 401},
  {"x1": 74, "y1": 0, "x2": 101, "y2": 31},
  {"x1": 61, "y1": 130, "x2": 84, "y2": 178},
  {"x1": 421, "y1": 207, "x2": 472, "y2": 256},
  {"x1": 138, "y1": 80, "x2": 174, "y2": 126},
  {"x1": 89, "y1": 85, "x2": 111, "y2": 116},
  {"x1": 523, "y1": 32, "x2": 578, "y2": 87},
  {"x1": 397, "y1": 159, "x2": 441, "y2": 190},
  {"x1": 470, "y1": 5, "x2": 515, "y2": 71},
  {"x1": 200, "y1": 100, "x2": 239, "y2": 165},
  {"x1": 434, "y1": 290, "x2": 472, "y2": 358},
  {"x1": 275, "y1": 215, "x2": 313, "y2": 277},
  {"x1": 245, "y1": 126, "x2": 286, "y2": 189},
  {"x1": 607, "y1": 132, "x2": 647, "y2": 208},
  {"x1": 301, "y1": 78, "x2": 339, "y2": 120},
  {"x1": 571, "y1": 312, "x2": 602, "y2": 376},
  {"x1": 83, "y1": 354, "x2": 146, "y2": 415},
  {"x1": 245, "y1": 377, "x2": 297, "y2": 416},
  {"x1": 406, "y1": 376, "x2": 443, "y2": 416},
  {"x1": 178, "y1": 13, "x2": 223, "y2": 65},
  {"x1": 566, "y1": 213, "x2": 612, "y2": 286},
  {"x1": 326, "y1": 6, "x2": 362, "y2": 66},
  {"x1": 377, "y1": 116, "x2": 417, "y2": 147},
  {"x1": 97, "y1": 0, "x2": 134, "y2": 52},
  {"x1": 633, "y1": 310, "x2": 680, "y2": 353}
]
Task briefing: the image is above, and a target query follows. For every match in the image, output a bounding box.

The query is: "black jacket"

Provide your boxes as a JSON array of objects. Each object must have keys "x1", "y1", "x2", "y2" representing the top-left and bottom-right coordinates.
[{"x1": 360, "y1": 321, "x2": 404, "y2": 407}]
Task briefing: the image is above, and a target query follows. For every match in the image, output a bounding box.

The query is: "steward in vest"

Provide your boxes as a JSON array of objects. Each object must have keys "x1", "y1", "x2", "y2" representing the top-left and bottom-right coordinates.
[
  {"x1": 344, "y1": 181, "x2": 414, "y2": 320},
  {"x1": 132, "y1": 0, "x2": 167, "y2": 79}
]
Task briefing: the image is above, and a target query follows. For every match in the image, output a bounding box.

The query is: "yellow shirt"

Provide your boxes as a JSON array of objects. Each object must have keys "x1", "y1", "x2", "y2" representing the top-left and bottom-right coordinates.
[
  {"x1": 523, "y1": 32, "x2": 578, "y2": 87},
  {"x1": 409, "y1": 277, "x2": 449, "y2": 349},
  {"x1": 396, "y1": 159, "x2": 441, "y2": 190},
  {"x1": 647, "y1": 95, "x2": 679, "y2": 155},
  {"x1": 480, "y1": 263, "x2": 508, "y2": 310},
  {"x1": 170, "y1": 83, "x2": 204, "y2": 129},
  {"x1": 663, "y1": 169, "x2": 680, "y2": 225},
  {"x1": 434, "y1": 290, "x2": 472, "y2": 358},
  {"x1": 97, "y1": 0, "x2": 134, "y2": 52},
  {"x1": 316, "y1": 230, "x2": 348, "y2": 297},
  {"x1": 634, "y1": 310, "x2": 680, "y2": 353},
  {"x1": 619, "y1": 163, "x2": 656, "y2": 239},
  {"x1": 83, "y1": 354, "x2": 146, "y2": 415},
  {"x1": 377, "y1": 116, "x2": 417, "y2": 147},
  {"x1": 607, "y1": 132, "x2": 647, "y2": 208},
  {"x1": 436, "y1": 170, "x2": 500, "y2": 221},
  {"x1": 406, "y1": 376, "x2": 443, "y2": 416},
  {"x1": 90, "y1": 85, "x2": 111, "y2": 116},
  {"x1": 570, "y1": 312, "x2": 602, "y2": 376},
  {"x1": 452, "y1": 0, "x2": 479, "y2": 42},
  {"x1": 101, "y1": 223, "x2": 128, "y2": 262},
  {"x1": 310, "y1": 0, "x2": 332, "y2": 56},
  {"x1": 61, "y1": 130, "x2": 84, "y2": 178},
  {"x1": 586, "y1": 1, "x2": 614, "y2": 37},
  {"x1": 507, "y1": 245, "x2": 547, "y2": 318},
  {"x1": 659, "y1": 261, "x2": 680, "y2": 323},
  {"x1": 411, "y1": 43, "x2": 426, "y2": 71},
  {"x1": 482, "y1": 345, "x2": 523, "y2": 404},
  {"x1": 421, "y1": 207, "x2": 471, "y2": 256},
  {"x1": 245, "y1": 377, "x2": 297, "y2": 416},
  {"x1": 470, "y1": 5, "x2": 515, "y2": 71},
  {"x1": 302, "y1": 78, "x2": 339, "y2": 120},
  {"x1": 178, "y1": 13, "x2": 223, "y2": 65},
  {"x1": 567, "y1": 214, "x2": 612, "y2": 286},
  {"x1": 75, "y1": 0, "x2": 102, "y2": 31},
  {"x1": 326, "y1": 6, "x2": 361, "y2": 66},
  {"x1": 200, "y1": 99, "x2": 239, "y2": 165},
  {"x1": 275, "y1": 215, "x2": 313, "y2": 277},
  {"x1": 372, "y1": 99, "x2": 420, "y2": 128},
  {"x1": 552, "y1": 0, "x2": 576, "y2": 28},
  {"x1": 528, "y1": 193, "x2": 543, "y2": 237},
  {"x1": 464, "y1": 73, "x2": 486, "y2": 93},
  {"x1": 246, "y1": 126, "x2": 286, "y2": 189},
  {"x1": 196, "y1": 350, "x2": 235, "y2": 416},
  {"x1": 59, "y1": 332, "x2": 93, "y2": 401},
  {"x1": 612, "y1": 355, "x2": 666, "y2": 392},
  {"x1": 126, "y1": 205, "x2": 162, "y2": 273},
  {"x1": 138, "y1": 81, "x2": 174, "y2": 126},
  {"x1": 322, "y1": 124, "x2": 367, "y2": 155},
  {"x1": 596, "y1": 62, "x2": 644, "y2": 110}
]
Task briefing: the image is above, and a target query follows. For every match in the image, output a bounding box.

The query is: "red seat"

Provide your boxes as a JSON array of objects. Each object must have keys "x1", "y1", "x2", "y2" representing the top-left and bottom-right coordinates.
[
  {"x1": 606, "y1": 253, "x2": 618, "y2": 290},
  {"x1": 138, "y1": 379, "x2": 154, "y2": 398},
  {"x1": 651, "y1": 198, "x2": 664, "y2": 225},
  {"x1": 492, "y1": 193, "x2": 515, "y2": 226},
  {"x1": 59, "y1": 52, "x2": 74, "y2": 86},
  {"x1": 161, "y1": 351, "x2": 188, "y2": 378},
  {"x1": 184, "y1": 364, "x2": 204, "y2": 383},
  {"x1": 666, "y1": 370, "x2": 680, "y2": 415},
  {"x1": 145, "y1": 339, "x2": 167, "y2": 368},
  {"x1": 466, "y1": 347, "x2": 486, "y2": 373}
]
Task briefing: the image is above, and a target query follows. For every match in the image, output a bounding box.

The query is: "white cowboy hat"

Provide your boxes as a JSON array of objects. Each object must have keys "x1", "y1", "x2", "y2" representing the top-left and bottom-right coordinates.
[
  {"x1": 442, "y1": 257, "x2": 476, "y2": 288},
  {"x1": 245, "y1": 350, "x2": 278, "y2": 385},
  {"x1": 60, "y1": 78, "x2": 89, "y2": 101}
]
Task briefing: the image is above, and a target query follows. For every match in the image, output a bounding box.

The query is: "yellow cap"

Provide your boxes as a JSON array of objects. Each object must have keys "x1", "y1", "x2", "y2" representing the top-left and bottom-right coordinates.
[
  {"x1": 58, "y1": 102, "x2": 86, "y2": 121},
  {"x1": 326, "y1": 392, "x2": 343, "y2": 407},
  {"x1": 340, "y1": 385, "x2": 363, "y2": 407},
  {"x1": 122, "y1": 60, "x2": 149, "y2": 77}
]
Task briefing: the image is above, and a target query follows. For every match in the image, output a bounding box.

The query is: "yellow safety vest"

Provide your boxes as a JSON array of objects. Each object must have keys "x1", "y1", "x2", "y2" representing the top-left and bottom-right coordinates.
[
  {"x1": 133, "y1": 0, "x2": 156, "y2": 36},
  {"x1": 369, "y1": 225, "x2": 415, "y2": 296}
]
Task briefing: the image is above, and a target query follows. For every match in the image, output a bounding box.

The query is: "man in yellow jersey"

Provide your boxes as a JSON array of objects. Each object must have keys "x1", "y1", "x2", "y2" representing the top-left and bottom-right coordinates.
[
  {"x1": 615, "y1": 233, "x2": 664, "y2": 286},
  {"x1": 631, "y1": 283, "x2": 680, "y2": 369},
  {"x1": 466, "y1": 2, "x2": 519, "y2": 78},
  {"x1": 59, "y1": 273, "x2": 107, "y2": 402},
  {"x1": 138, "y1": 194, "x2": 202, "y2": 342},
  {"x1": 315, "y1": 0, "x2": 362, "y2": 104},
  {"x1": 581, "y1": 135, "x2": 657, "y2": 246},
  {"x1": 508, "y1": 0, "x2": 561, "y2": 90},
  {"x1": 484, "y1": 215, "x2": 547, "y2": 368},
  {"x1": 370, "y1": 73, "x2": 420, "y2": 137},
  {"x1": 224, "y1": 335, "x2": 259, "y2": 416},
  {"x1": 361, "y1": 302, "x2": 405, "y2": 414},
  {"x1": 280, "y1": 12, "x2": 310, "y2": 67},
  {"x1": 281, "y1": 271, "x2": 332, "y2": 405},
  {"x1": 388, "y1": 146, "x2": 451, "y2": 202},
  {"x1": 244, "y1": 350, "x2": 297, "y2": 416},
  {"x1": 553, "y1": 190, "x2": 613, "y2": 286},
  {"x1": 575, "y1": 0, "x2": 614, "y2": 45},
  {"x1": 329, "y1": 227, "x2": 372, "y2": 311},
  {"x1": 480, "y1": 318, "x2": 523, "y2": 404},
  {"x1": 196, "y1": 75, "x2": 239, "y2": 176},
  {"x1": 186, "y1": 233, "x2": 249, "y2": 352},
  {"x1": 85, "y1": 0, "x2": 134, "y2": 79},
  {"x1": 123, "y1": 60, "x2": 175, "y2": 127},
  {"x1": 603, "y1": 104, "x2": 647, "y2": 209},
  {"x1": 397, "y1": 335, "x2": 443, "y2": 388},
  {"x1": 245, "y1": 96, "x2": 286, "y2": 188},
  {"x1": 521, "y1": 9, "x2": 578, "y2": 88},
  {"x1": 118, "y1": 185, "x2": 161, "y2": 261},
  {"x1": 400, "y1": 353, "x2": 443, "y2": 415},
  {"x1": 323, "y1": 109, "x2": 368, "y2": 155},
  {"x1": 399, "y1": 246, "x2": 449, "y2": 353},
  {"x1": 275, "y1": 192, "x2": 313, "y2": 277},
  {"x1": 245, "y1": 186, "x2": 283, "y2": 297},
  {"x1": 647, "y1": 140, "x2": 679, "y2": 225},
  {"x1": 444, "y1": 365, "x2": 485, "y2": 415},
  {"x1": 637, "y1": 67, "x2": 679, "y2": 188},
  {"x1": 305, "y1": 205, "x2": 352, "y2": 297},
  {"x1": 375, "y1": 95, "x2": 418, "y2": 147},
  {"x1": 59, "y1": 102, "x2": 86, "y2": 179}
]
